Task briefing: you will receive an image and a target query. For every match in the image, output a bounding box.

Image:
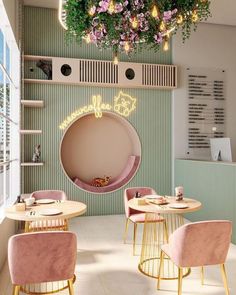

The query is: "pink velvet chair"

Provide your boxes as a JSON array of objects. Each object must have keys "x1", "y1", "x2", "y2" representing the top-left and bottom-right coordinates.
[
  {"x1": 157, "y1": 220, "x2": 232, "y2": 295},
  {"x1": 30, "y1": 190, "x2": 67, "y2": 201},
  {"x1": 8, "y1": 231, "x2": 77, "y2": 295},
  {"x1": 123, "y1": 187, "x2": 167, "y2": 255},
  {"x1": 28, "y1": 190, "x2": 68, "y2": 232}
]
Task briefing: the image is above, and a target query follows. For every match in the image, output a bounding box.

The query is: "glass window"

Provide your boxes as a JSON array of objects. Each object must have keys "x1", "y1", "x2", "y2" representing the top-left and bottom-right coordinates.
[
  {"x1": 6, "y1": 43, "x2": 10, "y2": 74},
  {"x1": 0, "y1": 5, "x2": 20, "y2": 219},
  {"x1": 0, "y1": 166, "x2": 3, "y2": 206},
  {"x1": 0, "y1": 29, "x2": 3, "y2": 66}
]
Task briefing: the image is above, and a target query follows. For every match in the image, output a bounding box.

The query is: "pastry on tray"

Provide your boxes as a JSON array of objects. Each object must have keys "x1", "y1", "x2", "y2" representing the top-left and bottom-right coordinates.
[{"x1": 145, "y1": 196, "x2": 169, "y2": 205}]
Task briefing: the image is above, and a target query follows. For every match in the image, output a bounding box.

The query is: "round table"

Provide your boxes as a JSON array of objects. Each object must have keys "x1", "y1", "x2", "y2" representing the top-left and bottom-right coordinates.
[
  {"x1": 5, "y1": 198, "x2": 87, "y2": 294},
  {"x1": 128, "y1": 196, "x2": 202, "y2": 280}
]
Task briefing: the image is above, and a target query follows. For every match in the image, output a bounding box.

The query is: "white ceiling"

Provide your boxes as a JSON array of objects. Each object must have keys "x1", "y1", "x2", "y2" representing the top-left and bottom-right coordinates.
[{"x1": 23, "y1": 0, "x2": 236, "y2": 26}]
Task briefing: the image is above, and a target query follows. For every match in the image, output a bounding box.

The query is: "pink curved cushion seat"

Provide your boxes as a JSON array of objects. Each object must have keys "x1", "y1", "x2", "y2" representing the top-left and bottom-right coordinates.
[
  {"x1": 162, "y1": 220, "x2": 232, "y2": 268},
  {"x1": 8, "y1": 231, "x2": 77, "y2": 285},
  {"x1": 30, "y1": 190, "x2": 67, "y2": 201},
  {"x1": 73, "y1": 155, "x2": 140, "y2": 193}
]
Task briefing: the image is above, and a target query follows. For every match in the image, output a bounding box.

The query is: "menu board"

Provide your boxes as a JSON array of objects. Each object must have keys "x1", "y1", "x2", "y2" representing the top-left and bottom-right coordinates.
[{"x1": 187, "y1": 68, "x2": 225, "y2": 153}]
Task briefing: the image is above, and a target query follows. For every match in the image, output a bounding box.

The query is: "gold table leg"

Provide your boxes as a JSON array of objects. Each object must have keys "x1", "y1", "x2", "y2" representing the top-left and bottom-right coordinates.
[{"x1": 138, "y1": 213, "x2": 191, "y2": 280}]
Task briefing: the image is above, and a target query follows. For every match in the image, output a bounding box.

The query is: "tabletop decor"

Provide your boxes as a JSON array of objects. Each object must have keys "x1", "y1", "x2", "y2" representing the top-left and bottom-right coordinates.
[{"x1": 59, "y1": 0, "x2": 211, "y2": 62}]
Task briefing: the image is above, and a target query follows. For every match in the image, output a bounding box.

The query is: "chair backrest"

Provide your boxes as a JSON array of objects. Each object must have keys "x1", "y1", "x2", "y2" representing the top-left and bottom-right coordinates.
[
  {"x1": 168, "y1": 220, "x2": 232, "y2": 267},
  {"x1": 8, "y1": 231, "x2": 77, "y2": 285},
  {"x1": 124, "y1": 187, "x2": 156, "y2": 218},
  {"x1": 30, "y1": 190, "x2": 67, "y2": 200}
]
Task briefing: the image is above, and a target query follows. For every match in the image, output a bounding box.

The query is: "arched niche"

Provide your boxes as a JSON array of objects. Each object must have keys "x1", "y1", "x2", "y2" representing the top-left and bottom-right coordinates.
[{"x1": 60, "y1": 112, "x2": 141, "y2": 193}]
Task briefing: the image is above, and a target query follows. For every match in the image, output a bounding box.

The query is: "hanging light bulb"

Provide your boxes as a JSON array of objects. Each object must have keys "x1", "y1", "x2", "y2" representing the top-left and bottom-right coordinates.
[
  {"x1": 108, "y1": 0, "x2": 115, "y2": 14},
  {"x1": 124, "y1": 41, "x2": 130, "y2": 53},
  {"x1": 151, "y1": 4, "x2": 159, "y2": 18},
  {"x1": 85, "y1": 34, "x2": 91, "y2": 44},
  {"x1": 159, "y1": 21, "x2": 166, "y2": 31},
  {"x1": 131, "y1": 16, "x2": 138, "y2": 29},
  {"x1": 192, "y1": 10, "x2": 199, "y2": 22},
  {"x1": 113, "y1": 52, "x2": 119, "y2": 65},
  {"x1": 163, "y1": 38, "x2": 169, "y2": 51},
  {"x1": 176, "y1": 14, "x2": 183, "y2": 24},
  {"x1": 88, "y1": 6, "x2": 95, "y2": 16}
]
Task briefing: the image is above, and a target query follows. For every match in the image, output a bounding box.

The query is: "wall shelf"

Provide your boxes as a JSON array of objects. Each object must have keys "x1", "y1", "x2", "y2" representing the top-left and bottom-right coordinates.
[
  {"x1": 24, "y1": 55, "x2": 52, "y2": 61},
  {"x1": 21, "y1": 162, "x2": 44, "y2": 167},
  {"x1": 24, "y1": 79, "x2": 54, "y2": 84},
  {"x1": 20, "y1": 130, "x2": 42, "y2": 134},
  {"x1": 21, "y1": 100, "x2": 44, "y2": 107}
]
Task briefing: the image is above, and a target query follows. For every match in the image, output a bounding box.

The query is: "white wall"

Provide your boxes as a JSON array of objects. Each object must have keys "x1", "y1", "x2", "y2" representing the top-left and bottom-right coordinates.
[
  {"x1": 172, "y1": 23, "x2": 236, "y2": 161},
  {"x1": 2, "y1": 0, "x2": 19, "y2": 44}
]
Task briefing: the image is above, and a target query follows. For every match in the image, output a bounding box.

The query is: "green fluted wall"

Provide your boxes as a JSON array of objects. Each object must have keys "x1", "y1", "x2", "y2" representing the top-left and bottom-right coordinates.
[
  {"x1": 175, "y1": 159, "x2": 236, "y2": 243},
  {"x1": 23, "y1": 7, "x2": 172, "y2": 216}
]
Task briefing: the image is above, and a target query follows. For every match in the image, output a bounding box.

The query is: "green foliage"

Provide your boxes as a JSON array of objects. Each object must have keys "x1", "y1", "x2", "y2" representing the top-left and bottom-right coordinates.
[{"x1": 63, "y1": 0, "x2": 211, "y2": 54}]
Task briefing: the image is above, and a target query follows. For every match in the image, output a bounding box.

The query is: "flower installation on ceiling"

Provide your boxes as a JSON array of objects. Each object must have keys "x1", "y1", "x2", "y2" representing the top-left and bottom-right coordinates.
[{"x1": 60, "y1": 0, "x2": 211, "y2": 63}]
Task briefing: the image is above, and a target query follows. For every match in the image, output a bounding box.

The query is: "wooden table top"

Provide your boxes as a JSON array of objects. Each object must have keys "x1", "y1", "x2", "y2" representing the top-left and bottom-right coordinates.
[
  {"x1": 128, "y1": 196, "x2": 202, "y2": 214},
  {"x1": 5, "y1": 199, "x2": 87, "y2": 221}
]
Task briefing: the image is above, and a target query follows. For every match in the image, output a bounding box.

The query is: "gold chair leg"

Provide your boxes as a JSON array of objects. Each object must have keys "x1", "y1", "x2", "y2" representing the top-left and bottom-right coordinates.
[
  {"x1": 68, "y1": 278, "x2": 74, "y2": 295},
  {"x1": 178, "y1": 267, "x2": 183, "y2": 295},
  {"x1": 64, "y1": 219, "x2": 69, "y2": 231},
  {"x1": 201, "y1": 266, "x2": 204, "y2": 285},
  {"x1": 12, "y1": 285, "x2": 20, "y2": 295},
  {"x1": 163, "y1": 220, "x2": 169, "y2": 242},
  {"x1": 133, "y1": 223, "x2": 137, "y2": 256},
  {"x1": 24, "y1": 221, "x2": 30, "y2": 233},
  {"x1": 220, "y1": 264, "x2": 230, "y2": 295},
  {"x1": 123, "y1": 218, "x2": 130, "y2": 244},
  {"x1": 157, "y1": 250, "x2": 164, "y2": 289}
]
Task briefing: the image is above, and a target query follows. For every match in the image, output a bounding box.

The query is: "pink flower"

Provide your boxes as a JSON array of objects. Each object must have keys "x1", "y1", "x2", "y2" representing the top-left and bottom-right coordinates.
[
  {"x1": 115, "y1": 3, "x2": 123, "y2": 13},
  {"x1": 97, "y1": 0, "x2": 109, "y2": 13},
  {"x1": 154, "y1": 33, "x2": 163, "y2": 44},
  {"x1": 172, "y1": 8, "x2": 178, "y2": 15},
  {"x1": 163, "y1": 10, "x2": 172, "y2": 22}
]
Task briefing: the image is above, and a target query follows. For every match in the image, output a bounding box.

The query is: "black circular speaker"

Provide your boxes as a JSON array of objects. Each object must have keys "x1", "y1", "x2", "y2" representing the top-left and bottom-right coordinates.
[
  {"x1": 125, "y1": 68, "x2": 135, "y2": 80},
  {"x1": 61, "y1": 64, "x2": 72, "y2": 76}
]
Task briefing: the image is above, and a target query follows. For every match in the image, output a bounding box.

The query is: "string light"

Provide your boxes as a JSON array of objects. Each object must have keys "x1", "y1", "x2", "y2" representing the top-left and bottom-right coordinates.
[
  {"x1": 151, "y1": 4, "x2": 159, "y2": 18},
  {"x1": 192, "y1": 10, "x2": 199, "y2": 22},
  {"x1": 108, "y1": 0, "x2": 115, "y2": 14},
  {"x1": 124, "y1": 41, "x2": 130, "y2": 52},
  {"x1": 113, "y1": 52, "x2": 119, "y2": 65},
  {"x1": 88, "y1": 6, "x2": 95, "y2": 16},
  {"x1": 159, "y1": 21, "x2": 166, "y2": 31},
  {"x1": 176, "y1": 14, "x2": 183, "y2": 25},
  {"x1": 131, "y1": 16, "x2": 138, "y2": 29},
  {"x1": 85, "y1": 34, "x2": 91, "y2": 44},
  {"x1": 163, "y1": 38, "x2": 169, "y2": 51}
]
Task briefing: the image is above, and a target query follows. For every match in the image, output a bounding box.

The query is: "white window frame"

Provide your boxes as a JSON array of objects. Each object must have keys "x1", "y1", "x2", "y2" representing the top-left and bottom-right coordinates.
[{"x1": 0, "y1": 0, "x2": 20, "y2": 221}]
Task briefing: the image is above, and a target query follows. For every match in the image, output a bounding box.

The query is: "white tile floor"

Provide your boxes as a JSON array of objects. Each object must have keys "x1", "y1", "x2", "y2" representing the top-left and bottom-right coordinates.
[{"x1": 1, "y1": 215, "x2": 236, "y2": 295}]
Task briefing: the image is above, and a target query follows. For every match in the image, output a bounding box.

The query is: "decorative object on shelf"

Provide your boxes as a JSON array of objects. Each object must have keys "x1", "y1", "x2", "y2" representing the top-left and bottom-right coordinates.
[
  {"x1": 36, "y1": 60, "x2": 52, "y2": 80},
  {"x1": 175, "y1": 186, "x2": 184, "y2": 201},
  {"x1": 32, "y1": 144, "x2": 41, "y2": 163},
  {"x1": 59, "y1": 0, "x2": 211, "y2": 61},
  {"x1": 91, "y1": 176, "x2": 111, "y2": 187}
]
